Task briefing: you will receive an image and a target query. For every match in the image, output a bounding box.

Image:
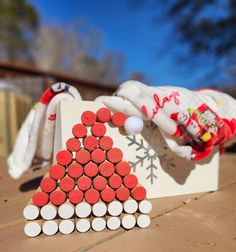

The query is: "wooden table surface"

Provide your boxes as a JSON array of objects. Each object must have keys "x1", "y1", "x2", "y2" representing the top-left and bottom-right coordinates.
[{"x1": 1, "y1": 154, "x2": 236, "y2": 252}]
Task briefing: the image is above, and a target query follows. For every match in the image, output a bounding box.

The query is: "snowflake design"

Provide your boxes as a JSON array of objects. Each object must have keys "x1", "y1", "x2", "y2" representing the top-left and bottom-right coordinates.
[{"x1": 126, "y1": 135, "x2": 176, "y2": 184}]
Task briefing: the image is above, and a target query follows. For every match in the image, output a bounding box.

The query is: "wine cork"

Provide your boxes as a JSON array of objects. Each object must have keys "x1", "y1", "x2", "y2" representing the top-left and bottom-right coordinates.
[
  {"x1": 123, "y1": 199, "x2": 138, "y2": 214},
  {"x1": 49, "y1": 164, "x2": 66, "y2": 180},
  {"x1": 131, "y1": 186, "x2": 146, "y2": 201},
  {"x1": 23, "y1": 200, "x2": 40, "y2": 220},
  {"x1": 75, "y1": 202, "x2": 92, "y2": 218},
  {"x1": 40, "y1": 175, "x2": 57, "y2": 193},
  {"x1": 115, "y1": 186, "x2": 130, "y2": 202},
  {"x1": 42, "y1": 219, "x2": 58, "y2": 236},
  {"x1": 72, "y1": 123, "x2": 87, "y2": 138},
  {"x1": 32, "y1": 190, "x2": 49, "y2": 207},
  {"x1": 107, "y1": 200, "x2": 123, "y2": 216},
  {"x1": 50, "y1": 189, "x2": 66, "y2": 206},
  {"x1": 76, "y1": 149, "x2": 90, "y2": 164},
  {"x1": 81, "y1": 111, "x2": 96, "y2": 126},
  {"x1": 115, "y1": 161, "x2": 131, "y2": 177},
  {"x1": 76, "y1": 218, "x2": 91, "y2": 233},
  {"x1": 99, "y1": 136, "x2": 113, "y2": 150},
  {"x1": 68, "y1": 188, "x2": 84, "y2": 205},
  {"x1": 123, "y1": 174, "x2": 138, "y2": 189},
  {"x1": 99, "y1": 161, "x2": 115, "y2": 177},
  {"x1": 92, "y1": 201, "x2": 107, "y2": 217},
  {"x1": 59, "y1": 219, "x2": 75, "y2": 235},
  {"x1": 111, "y1": 112, "x2": 126, "y2": 127},
  {"x1": 93, "y1": 176, "x2": 107, "y2": 191},
  {"x1": 107, "y1": 148, "x2": 123, "y2": 163},
  {"x1": 60, "y1": 176, "x2": 75, "y2": 192},
  {"x1": 106, "y1": 216, "x2": 121, "y2": 231},
  {"x1": 83, "y1": 136, "x2": 98, "y2": 151},
  {"x1": 66, "y1": 137, "x2": 81, "y2": 152},
  {"x1": 91, "y1": 148, "x2": 106, "y2": 164},
  {"x1": 91, "y1": 217, "x2": 106, "y2": 232},
  {"x1": 67, "y1": 162, "x2": 83, "y2": 179},
  {"x1": 77, "y1": 176, "x2": 92, "y2": 191},
  {"x1": 56, "y1": 150, "x2": 73, "y2": 166},
  {"x1": 84, "y1": 188, "x2": 100, "y2": 204},
  {"x1": 136, "y1": 214, "x2": 151, "y2": 228},
  {"x1": 91, "y1": 122, "x2": 106, "y2": 137},
  {"x1": 96, "y1": 107, "x2": 111, "y2": 123},
  {"x1": 40, "y1": 203, "x2": 57, "y2": 220},
  {"x1": 138, "y1": 200, "x2": 152, "y2": 214},
  {"x1": 121, "y1": 214, "x2": 136, "y2": 230},
  {"x1": 84, "y1": 162, "x2": 99, "y2": 177},
  {"x1": 101, "y1": 187, "x2": 115, "y2": 203},
  {"x1": 24, "y1": 220, "x2": 42, "y2": 237},
  {"x1": 58, "y1": 200, "x2": 75, "y2": 219},
  {"x1": 108, "y1": 174, "x2": 122, "y2": 189}
]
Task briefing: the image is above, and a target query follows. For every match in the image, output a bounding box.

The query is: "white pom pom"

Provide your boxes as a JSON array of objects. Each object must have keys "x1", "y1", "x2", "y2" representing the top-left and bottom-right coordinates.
[{"x1": 124, "y1": 116, "x2": 144, "y2": 135}]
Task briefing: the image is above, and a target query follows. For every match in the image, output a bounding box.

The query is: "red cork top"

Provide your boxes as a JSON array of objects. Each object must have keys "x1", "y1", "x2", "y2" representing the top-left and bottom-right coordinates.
[
  {"x1": 72, "y1": 123, "x2": 87, "y2": 138},
  {"x1": 91, "y1": 122, "x2": 106, "y2": 137},
  {"x1": 66, "y1": 137, "x2": 81, "y2": 152},
  {"x1": 81, "y1": 111, "x2": 96, "y2": 126},
  {"x1": 99, "y1": 136, "x2": 113, "y2": 150},
  {"x1": 96, "y1": 107, "x2": 111, "y2": 123},
  {"x1": 49, "y1": 164, "x2": 66, "y2": 180},
  {"x1": 56, "y1": 150, "x2": 72, "y2": 166},
  {"x1": 111, "y1": 112, "x2": 126, "y2": 127}
]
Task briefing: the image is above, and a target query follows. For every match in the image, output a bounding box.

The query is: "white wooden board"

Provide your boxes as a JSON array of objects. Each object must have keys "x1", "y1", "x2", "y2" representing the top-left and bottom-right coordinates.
[{"x1": 53, "y1": 100, "x2": 219, "y2": 199}]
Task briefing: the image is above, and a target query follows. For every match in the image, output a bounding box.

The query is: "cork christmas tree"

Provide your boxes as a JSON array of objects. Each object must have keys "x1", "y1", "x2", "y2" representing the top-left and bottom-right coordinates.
[{"x1": 23, "y1": 106, "x2": 152, "y2": 237}]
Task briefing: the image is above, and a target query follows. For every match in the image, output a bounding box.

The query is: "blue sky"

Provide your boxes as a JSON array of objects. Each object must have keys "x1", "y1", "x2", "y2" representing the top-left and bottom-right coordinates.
[{"x1": 29, "y1": 0, "x2": 215, "y2": 89}]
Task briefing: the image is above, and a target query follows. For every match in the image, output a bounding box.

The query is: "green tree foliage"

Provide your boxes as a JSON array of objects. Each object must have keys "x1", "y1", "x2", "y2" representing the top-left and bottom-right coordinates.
[
  {"x1": 0, "y1": 0, "x2": 38, "y2": 61},
  {"x1": 166, "y1": 0, "x2": 236, "y2": 57}
]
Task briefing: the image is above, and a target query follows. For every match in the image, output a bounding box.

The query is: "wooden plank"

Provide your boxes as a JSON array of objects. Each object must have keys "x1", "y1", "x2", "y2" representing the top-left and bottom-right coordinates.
[{"x1": 86, "y1": 182, "x2": 236, "y2": 252}]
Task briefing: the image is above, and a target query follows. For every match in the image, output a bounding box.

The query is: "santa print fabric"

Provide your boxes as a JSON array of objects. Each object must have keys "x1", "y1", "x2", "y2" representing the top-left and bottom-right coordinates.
[{"x1": 97, "y1": 81, "x2": 236, "y2": 161}]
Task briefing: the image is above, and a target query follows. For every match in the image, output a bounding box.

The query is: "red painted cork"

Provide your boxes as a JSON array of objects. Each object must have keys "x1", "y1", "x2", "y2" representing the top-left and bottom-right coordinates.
[
  {"x1": 84, "y1": 162, "x2": 99, "y2": 177},
  {"x1": 91, "y1": 122, "x2": 106, "y2": 137},
  {"x1": 68, "y1": 189, "x2": 84, "y2": 204},
  {"x1": 115, "y1": 187, "x2": 130, "y2": 202},
  {"x1": 83, "y1": 136, "x2": 98, "y2": 151},
  {"x1": 40, "y1": 177, "x2": 57, "y2": 193},
  {"x1": 56, "y1": 150, "x2": 72, "y2": 166},
  {"x1": 99, "y1": 136, "x2": 113, "y2": 150},
  {"x1": 81, "y1": 111, "x2": 96, "y2": 126},
  {"x1": 101, "y1": 187, "x2": 115, "y2": 203},
  {"x1": 111, "y1": 112, "x2": 126, "y2": 127},
  {"x1": 72, "y1": 123, "x2": 87, "y2": 138},
  {"x1": 115, "y1": 161, "x2": 131, "y2": 177},
  {"x1": 66, "y1": 137, "x2": 81, "y2": 152},
  {"x1": 50, "y1": 190, "x2": 66, "y2": 206},
  {"x1": 99, "y1": 161, "x2": 115, "y2": 177},
  {"x1": 49, "y1": 164, "x2": 66, "y2": 180},
  {"x1": 96, "y1": 107, "x2": 111, "y2": 123},
  {"x1": 108, "y1": 174, "x2": 122, "y2": 189},
  {"x1": 93, "y1": 176, "x2": 107, "y2": 191},
  {"x1": 60, "y1": 176, "x2": 75, "y2": 192},
  {"x1": 107, "y1": 148, "x2": 123, "y2": 163},
  {"x1": 32, "y1": 191, "x2": 49, "y2": 207},
  {"x1": 67, "y1": 162, "x2": 83, "y2": 179},
  {"x1": 76, "y1": 149, "x2": 90, "y2": 164},
  {"x1": 84, "y1": 188, "x2": 100, "y2": 204},
  {"x1": 77, "y1": 176, "x2": 92, "y2": 191},
  {"x1": 91, "y1": 148, "x2": 106, "y2": 164},
  {"x1": 123, "y1": 174, "x2": 138, "y2": 189},
  {"x1": 131, "y1": 186, "x2": 146, "y2": 201}
]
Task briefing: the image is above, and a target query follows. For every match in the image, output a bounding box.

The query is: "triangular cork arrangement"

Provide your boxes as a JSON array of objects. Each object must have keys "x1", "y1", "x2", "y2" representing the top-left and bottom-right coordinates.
[{"x1": 23, "y1": 107, "x2": 152, "y2": 237}]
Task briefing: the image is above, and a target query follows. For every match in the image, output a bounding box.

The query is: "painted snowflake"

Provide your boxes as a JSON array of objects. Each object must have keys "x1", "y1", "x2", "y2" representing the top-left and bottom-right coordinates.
[{"x1": 126, "y1": 126, "x2": 176, "y2": 184}]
